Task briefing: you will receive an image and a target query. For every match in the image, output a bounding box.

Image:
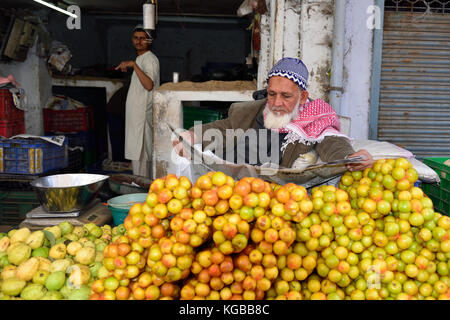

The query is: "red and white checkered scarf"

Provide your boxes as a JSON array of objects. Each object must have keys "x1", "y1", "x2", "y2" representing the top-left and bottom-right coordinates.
[{"x1": 264, "y1": 99, "x2": 350, "y2": 152}]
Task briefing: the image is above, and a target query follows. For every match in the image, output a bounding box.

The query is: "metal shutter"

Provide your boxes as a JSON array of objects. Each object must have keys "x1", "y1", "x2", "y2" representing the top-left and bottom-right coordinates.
[{"x1": 378, "y1": 11, "x2": 450, "y2": 159}]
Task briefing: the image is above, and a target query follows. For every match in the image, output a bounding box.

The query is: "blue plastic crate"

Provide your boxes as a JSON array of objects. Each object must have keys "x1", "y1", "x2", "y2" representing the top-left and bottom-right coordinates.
[{"x1": 0, "y1": 137, "x2": 68, "y2": 174}]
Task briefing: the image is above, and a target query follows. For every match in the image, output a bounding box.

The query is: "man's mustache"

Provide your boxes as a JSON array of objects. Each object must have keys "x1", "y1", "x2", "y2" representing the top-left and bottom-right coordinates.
[{"x1": 269, "y1": 106, "x2": 287, "y2": 114}]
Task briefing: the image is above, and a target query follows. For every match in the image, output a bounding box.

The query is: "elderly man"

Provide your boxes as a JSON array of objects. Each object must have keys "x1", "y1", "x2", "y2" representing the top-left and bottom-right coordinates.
[{"x1": 174, "y1": 57, "x2": 373, "y2": 172}]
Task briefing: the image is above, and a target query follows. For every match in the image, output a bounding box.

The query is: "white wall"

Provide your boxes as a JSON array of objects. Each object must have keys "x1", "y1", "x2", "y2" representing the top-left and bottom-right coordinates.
[
  {"x1": 258, "y1": 0, "x2": 375, "y2": 140},
  {"x1": 257, "y1": 0, "x2": 334, "y2": 101},
  {"x1": 283, "y1": 0, "x2": 301, "y2": 58},
  {"x1": 299, "y1": 0, "x2": 335, "y2": 101},
  {"x1": 0, "y1": 39, "x2": 51, "y2": 135},
  {"x1": 341, "y1": 0, "x2": 374, "y2": 139}
]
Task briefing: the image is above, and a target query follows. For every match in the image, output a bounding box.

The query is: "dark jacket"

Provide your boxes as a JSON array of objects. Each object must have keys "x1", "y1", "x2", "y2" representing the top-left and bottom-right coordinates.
[
  {"x1": 106, "y1": 83, "x2": 130, "y2": 117},
  {"x1": 191, "y1": 99, "x2": 355, "y2": 168}
]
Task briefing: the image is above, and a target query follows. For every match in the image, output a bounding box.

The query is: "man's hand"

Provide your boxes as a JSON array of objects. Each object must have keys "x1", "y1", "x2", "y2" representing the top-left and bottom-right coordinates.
[
  {"x1": 345, "y1": 149, "x2": 374, "y2": 172},
  {"x1": 115, "y1": 61, "x2": 135, "y2": 72},
  {"x1": 172, "y1": 130, "x2": 197, "y2": 160}
]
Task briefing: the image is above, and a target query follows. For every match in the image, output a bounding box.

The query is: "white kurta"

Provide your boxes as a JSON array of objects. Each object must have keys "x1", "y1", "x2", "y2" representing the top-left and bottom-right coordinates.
[{"x1": 124, "y1": 51, "x2": 160, "y2": 162}]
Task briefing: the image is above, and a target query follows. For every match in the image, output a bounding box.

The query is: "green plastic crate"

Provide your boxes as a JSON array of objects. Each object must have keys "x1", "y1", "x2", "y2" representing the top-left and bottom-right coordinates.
[
  {"x1": 183, "y1": 106, "x2": 224, "y2": 130},
  {"x1": 441, "y1": 201, "x2": 449, "y2": 216},
  {"x1": 423, "y1": 157, "x2": 450, "y2": 190},
  {"x1": 84, "y1": 148, "x2": 98, "y2": 167},
  {"x1": 422, "y1": 182, "x2": 449, "y2": 204},
  {"x1": 428, "y1": 194, "x2": 450, "y2": 217},
  {"x1": 0, "y1": 191, "x2": 40, "y2": 225},
  {"x1": 422, "y1": 183, "x2": 440, "y2": 199},
  {"x1": 423, "y1": 157, "x2": 450, "y2": 213}
]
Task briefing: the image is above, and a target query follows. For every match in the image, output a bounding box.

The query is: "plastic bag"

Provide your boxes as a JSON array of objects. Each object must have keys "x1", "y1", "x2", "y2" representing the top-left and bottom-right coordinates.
[
  {"x1": 172, "y1": 147, "x2": 195, "y2": 182},
  {"x1": 237, "y1": 0, "x2": 253, "y2": 16},
  {"x1": 352, "y1": 139, "x2": 414, "y2": 159},
  {"x1": 408, "y1": 158, "x2": 440, "y2": 184},
  {"x1": 47, "y1": 41, "x2": 72, "y2": 74},
  {"x1": 0, "y1": 75, "x2": 27, "y2": 110}
]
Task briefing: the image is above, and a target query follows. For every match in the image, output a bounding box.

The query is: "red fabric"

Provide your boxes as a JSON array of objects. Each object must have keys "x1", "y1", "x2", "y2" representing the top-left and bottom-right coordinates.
[{"x1": 252, "y1": 15, "x2": 261, "y2": 52}]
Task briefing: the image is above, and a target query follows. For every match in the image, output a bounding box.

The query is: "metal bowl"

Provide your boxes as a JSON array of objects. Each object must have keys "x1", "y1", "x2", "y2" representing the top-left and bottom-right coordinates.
[{"x1": 30, "y1": 173, "x2": 109, "y2": 213}]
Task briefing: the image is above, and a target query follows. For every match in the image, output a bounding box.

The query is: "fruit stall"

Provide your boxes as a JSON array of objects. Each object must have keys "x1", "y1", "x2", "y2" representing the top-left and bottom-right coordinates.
[{"x1": 0, "y1": 157, "x2": 449, "y2": 301}]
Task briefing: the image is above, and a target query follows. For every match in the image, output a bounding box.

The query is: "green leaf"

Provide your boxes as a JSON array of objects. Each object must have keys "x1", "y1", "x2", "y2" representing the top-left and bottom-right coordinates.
[{"x1": 43, "y1": 230, "x2": 56, "y2": 247}]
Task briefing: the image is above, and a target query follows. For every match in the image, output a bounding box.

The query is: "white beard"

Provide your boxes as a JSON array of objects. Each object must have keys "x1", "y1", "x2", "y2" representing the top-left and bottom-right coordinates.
[{"x1": 263, "y1": 100, "x2": 301, "y2": 130}]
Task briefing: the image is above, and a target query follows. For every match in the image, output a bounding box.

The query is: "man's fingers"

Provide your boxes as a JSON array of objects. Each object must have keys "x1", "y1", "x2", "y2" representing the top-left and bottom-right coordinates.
[
  {"x1": 173, "y1": 141, "x2": 181, "y2": 156},
  {"x1": 115, "y1": 62, "x2": 133, "y2": 72},
  {"x1": 172, "y1": 131, "x2": 194, "y2": 160},
  {"x1": 173, "y1": 141, "x2": 187, "y2": 158},
  {"x1": 115, "y1": 63, "x2": 127, "y2": 72},
  {"x1": 345, "y1": 150, "x2": 374, "y2": 172},
  {"x1": 346, "y1": 163, "x2": 366, "y2": 172}
]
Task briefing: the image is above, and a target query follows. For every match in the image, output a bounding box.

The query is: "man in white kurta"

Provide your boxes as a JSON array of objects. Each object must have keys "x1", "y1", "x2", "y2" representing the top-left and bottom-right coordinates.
[{"x1": 116, "y1": 25, "x2": 160, "y2": 177}]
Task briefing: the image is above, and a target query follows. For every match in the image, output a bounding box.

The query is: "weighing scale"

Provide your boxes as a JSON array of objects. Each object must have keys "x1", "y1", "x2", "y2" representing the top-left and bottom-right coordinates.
[{"x1": 19, "y1": 198, "x2": 112, "y2": 230}]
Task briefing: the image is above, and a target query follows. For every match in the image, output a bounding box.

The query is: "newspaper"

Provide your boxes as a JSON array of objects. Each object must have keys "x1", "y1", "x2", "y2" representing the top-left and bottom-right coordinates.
[
  {"x1": 8, "y1": 134, "x2": 66, "y2": 147},
  {"x1": 168, "y1": 123, "x2": 364, "y2": 188},
  {"x1": 191, "y1": 149, "x2": 362, "y2": 187},
  {"x1": 47, "y1": 41, "x2": 72, "y2": 72}
]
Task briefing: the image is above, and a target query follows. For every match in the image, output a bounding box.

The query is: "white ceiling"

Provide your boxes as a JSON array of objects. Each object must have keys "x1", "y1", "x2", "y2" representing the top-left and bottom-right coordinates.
[{"x1": 1, "y1": 0, "x2": 246, "y2": 16}]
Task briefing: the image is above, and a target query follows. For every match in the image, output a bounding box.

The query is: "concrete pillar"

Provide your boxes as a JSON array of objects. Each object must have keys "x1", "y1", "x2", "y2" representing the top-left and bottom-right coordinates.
[
  {"x1": 0, "y1": 39, "x2": 51, "y2": 136},
  {"x1": 257, "y1": 6, "x2": 272, "y2": 90},
  {"x1": 257, "y1": 0, "x2": 333, "y2": 101},
  {"x1": 298, "y1": 0, "x2": 334, "y2": 101},
  {"x1": 152, "y1": 85, "x2": 255, "y2": 179},
  {"x1": 258, "y1": 0, "x2": 302, "y2": 90},
  {"x1": 283, "y1": 0, "x2": 301, "y2": 58},
  {"x1": 152, "y1": 92, "x2": 184, "y2": 179},
  {"x1": 341, "y1": 0, "x2": 374, "y2": 139},
  {"x1": 273, "y1": 0, "x2": 286, "y2": 64}
]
